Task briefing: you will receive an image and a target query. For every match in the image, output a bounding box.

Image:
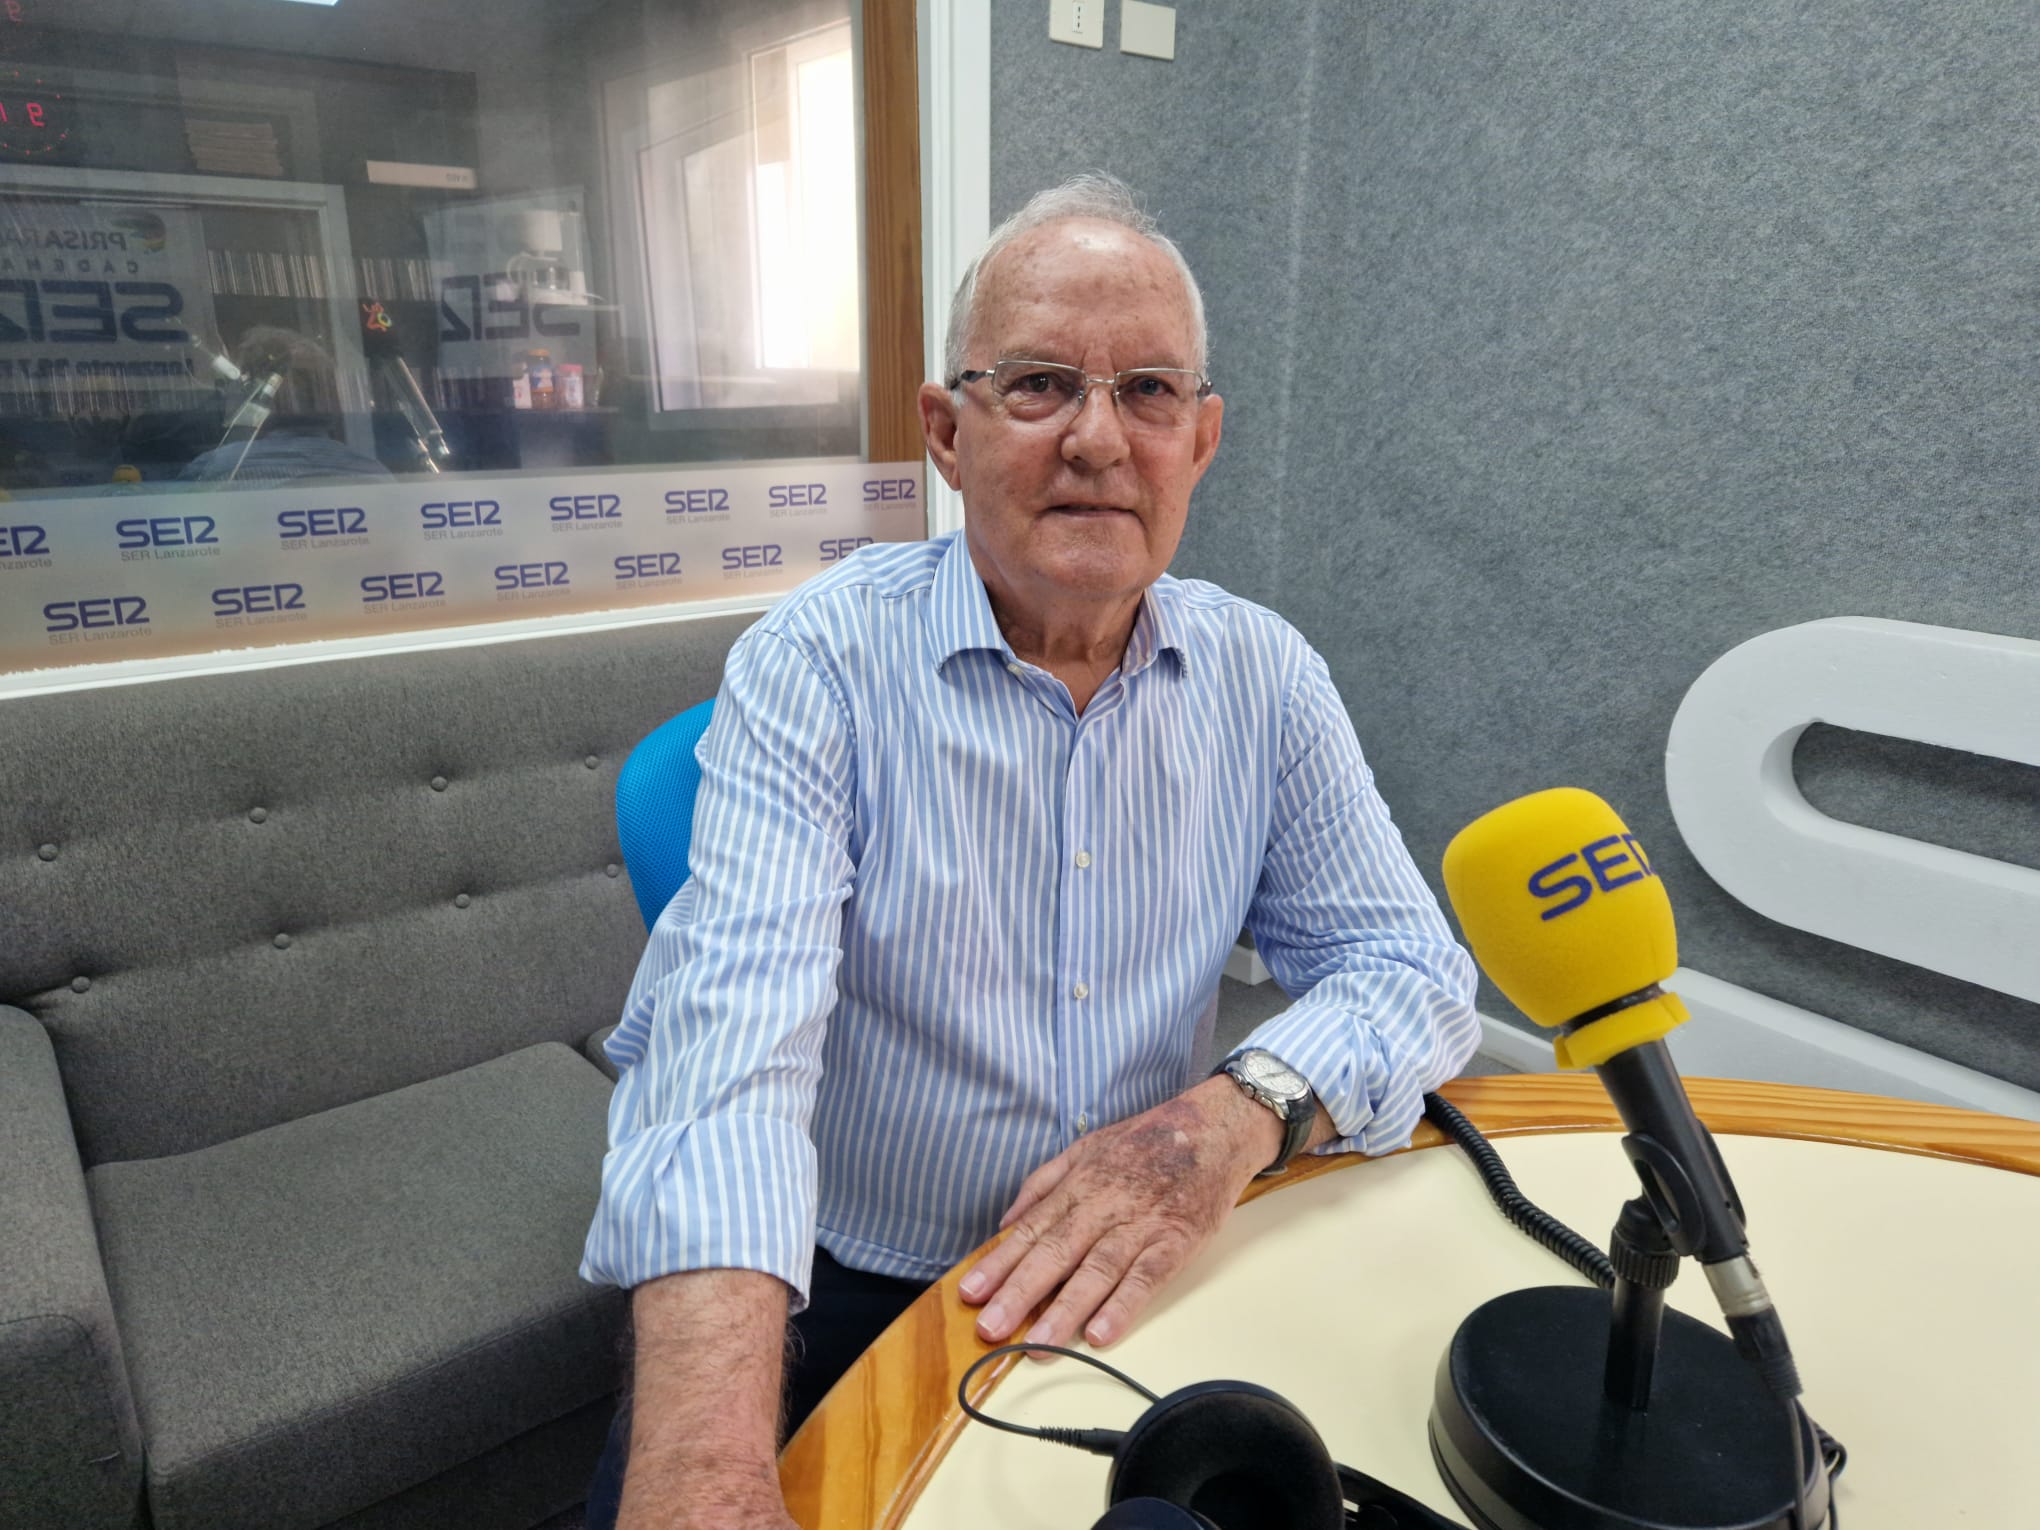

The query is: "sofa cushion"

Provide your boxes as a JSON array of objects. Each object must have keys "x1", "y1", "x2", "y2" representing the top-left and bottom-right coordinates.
[
  {"x1": 0, "y1": 614, "x2": 752, "y2": 1166},
  {"x1": 87, "y1": 1043, "x2": 624, "y2": 1530}
]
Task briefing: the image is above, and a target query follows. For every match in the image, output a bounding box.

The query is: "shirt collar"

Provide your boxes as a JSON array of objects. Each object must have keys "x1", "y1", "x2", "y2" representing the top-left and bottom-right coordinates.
[
  {"x1": 927, "y1": 531, "x2": 1013, "y2": 669},
  {"x1": 924, "y1": 530, "x2": 1190, "y2": 678},
  {"x1": 1121, "y1": 577, "x2": 1188, "y2": 679}
]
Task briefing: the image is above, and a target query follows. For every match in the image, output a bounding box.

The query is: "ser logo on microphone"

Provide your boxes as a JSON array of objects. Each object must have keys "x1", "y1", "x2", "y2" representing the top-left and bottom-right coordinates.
[{"x1": 1527, "y1": 834, "x2": 1655, "y2": 921}]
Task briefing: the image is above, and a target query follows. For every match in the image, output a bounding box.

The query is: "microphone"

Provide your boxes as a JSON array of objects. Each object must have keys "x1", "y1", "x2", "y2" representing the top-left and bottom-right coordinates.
[
  {"x1": 1440, "y1": 788, "x2": 1796, "y2": 1394},
  {"x1": 187, "y1": 331, "x2": 246, "y2": 387},
  {"x1": 361, "y1": 300, "x2": 453, "y2": 472},
  {"x1": 185, "y1": 333, "x2": 283, "y2": 479},
  {"x1": 1427, "y1": 788, "x2": 1826, "y2": 1530}
]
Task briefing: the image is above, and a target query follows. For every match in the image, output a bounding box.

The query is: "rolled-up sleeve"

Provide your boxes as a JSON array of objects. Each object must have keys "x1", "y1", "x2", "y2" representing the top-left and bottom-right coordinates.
[
  {"x1": 580, "y1": 627, "x2": 856, "y2": 1310},
  {"x1": 1237, "y1": 647, "x2": 1480, "y2": 1156}
]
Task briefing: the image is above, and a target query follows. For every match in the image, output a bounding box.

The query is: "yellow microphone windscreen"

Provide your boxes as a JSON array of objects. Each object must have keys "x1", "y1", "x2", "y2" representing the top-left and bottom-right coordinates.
[{"x1": 1441, "y1": 787, "x2": 1679, "y2": 1030}]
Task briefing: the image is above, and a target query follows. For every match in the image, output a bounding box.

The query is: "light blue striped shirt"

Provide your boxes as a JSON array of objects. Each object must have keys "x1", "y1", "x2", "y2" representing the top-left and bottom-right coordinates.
[{"x1": 581, "y1": 531, "x2": 1479, "y2": 1304}]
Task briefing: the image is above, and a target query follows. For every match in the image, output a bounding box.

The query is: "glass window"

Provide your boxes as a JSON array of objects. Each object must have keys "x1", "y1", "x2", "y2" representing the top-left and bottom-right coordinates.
[{"x1": 0, "y1": 0, "x2": 924, "y2": 672}]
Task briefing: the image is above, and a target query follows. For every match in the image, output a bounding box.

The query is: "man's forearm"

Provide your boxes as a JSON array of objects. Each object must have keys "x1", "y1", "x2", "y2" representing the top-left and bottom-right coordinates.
[
  {"x1": 1195, "y1": 1073, "x2": 1338, "y2": 1174},
  {"x1": 618, "y1": 1268, "x2": 793, "y2": 1529}
]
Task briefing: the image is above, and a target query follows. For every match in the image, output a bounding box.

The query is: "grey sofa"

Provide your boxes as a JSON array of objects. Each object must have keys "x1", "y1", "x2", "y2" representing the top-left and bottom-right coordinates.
[{"x1": 0, "y1": 614, "x2": 754, "y2": 1530}]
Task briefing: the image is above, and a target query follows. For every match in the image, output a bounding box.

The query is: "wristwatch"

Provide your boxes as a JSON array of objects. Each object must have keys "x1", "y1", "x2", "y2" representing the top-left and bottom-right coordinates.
[{"x1": 1216, "y1": 1049, "x2": 1316, "y2": 1177}]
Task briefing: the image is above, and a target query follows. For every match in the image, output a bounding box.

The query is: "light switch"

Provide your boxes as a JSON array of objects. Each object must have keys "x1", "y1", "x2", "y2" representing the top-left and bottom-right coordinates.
[
  {"x1": 1050, "y1": 0, "x2": 1105, "y2": 49},
  {"x1": 1120, "y1": 0, "x2": 1176, "y2": 60}
]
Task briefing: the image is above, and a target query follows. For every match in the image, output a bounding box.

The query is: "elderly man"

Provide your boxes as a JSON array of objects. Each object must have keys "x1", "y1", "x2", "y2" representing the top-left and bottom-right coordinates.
[{"x1": 580, "y1": 173, "x2": 1479, "y2": 1530}]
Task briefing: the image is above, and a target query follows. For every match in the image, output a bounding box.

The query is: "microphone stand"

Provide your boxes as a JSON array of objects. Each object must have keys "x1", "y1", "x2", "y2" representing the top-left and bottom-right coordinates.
[
  {"x1": 218, "y1": 370, "x2": 282, "y2": 483},
  {"x1": 187, "y1": 334, "x2": 282, "y2": 483},
  {"x1": 1601, "y1": 1198, "x2": 1677, "y2": 1413},
  {"x1": 376, "y1": 355, "x2": 452, "y2": 473},
  {"x1": 1427, "y1": 1134, "x2": 1829, "y2": 1530}
]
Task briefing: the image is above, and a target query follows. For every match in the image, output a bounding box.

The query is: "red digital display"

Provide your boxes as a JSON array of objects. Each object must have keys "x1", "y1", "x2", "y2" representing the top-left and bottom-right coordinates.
[{"x1": 0, "y1": 65, "x2": 65, "y2": 156}]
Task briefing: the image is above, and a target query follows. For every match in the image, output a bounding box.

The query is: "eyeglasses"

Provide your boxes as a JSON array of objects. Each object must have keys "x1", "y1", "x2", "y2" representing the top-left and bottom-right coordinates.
[{"x1": 948, "y1": 358, "x2": 1213, "y2": 431}]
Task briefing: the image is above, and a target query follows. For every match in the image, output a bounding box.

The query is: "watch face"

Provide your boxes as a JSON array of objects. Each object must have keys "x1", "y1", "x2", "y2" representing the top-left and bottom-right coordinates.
[{"x1": 1238, "y1": 1050, "x2": 1310, "y2": 1103}]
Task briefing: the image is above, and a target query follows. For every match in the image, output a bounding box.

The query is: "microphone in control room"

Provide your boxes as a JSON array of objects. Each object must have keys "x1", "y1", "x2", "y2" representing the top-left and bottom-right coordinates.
[
  {"x1": 359, "y1": 299, "x2": 453, "y2": 473},
  {"x1": 187, "y1": 330, "x2": 283, "y2": 480},
  {"x1": 1428, "y1": 787, "x2": 1832, "y2": 1530}
]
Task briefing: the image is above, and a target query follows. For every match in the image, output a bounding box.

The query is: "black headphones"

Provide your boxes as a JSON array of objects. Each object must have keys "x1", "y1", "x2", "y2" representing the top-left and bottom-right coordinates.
[{"x1": 958, "y1": 1346, "x2": 1468, "y2": 1530}]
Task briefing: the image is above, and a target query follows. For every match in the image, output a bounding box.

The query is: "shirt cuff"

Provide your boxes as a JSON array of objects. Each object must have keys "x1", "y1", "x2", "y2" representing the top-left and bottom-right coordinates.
[
  {"x1": 579, "y1": 1111, "x2": 820, "y2": 1313},
  {"x1": 1231, "y1": 1002, "x2": 1443, "y2": 1159}
]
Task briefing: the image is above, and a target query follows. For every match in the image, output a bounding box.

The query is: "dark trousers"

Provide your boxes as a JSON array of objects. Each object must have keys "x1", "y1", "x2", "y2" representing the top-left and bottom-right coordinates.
[{"x1": 583, "y1": 1248, "x2": 930, "y2": 1529}]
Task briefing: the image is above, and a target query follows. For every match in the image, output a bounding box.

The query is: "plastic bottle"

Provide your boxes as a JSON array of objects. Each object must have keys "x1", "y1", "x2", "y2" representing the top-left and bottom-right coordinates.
[
  {"x1": 558, "y1": 363, "x2": 584, "y2": 410},
  {"x1": 528, "y1": 350, "x2": 555, "y2": 410},
  {"x1": 510, "y1": 357, "x2": 532, "y2": 411}
]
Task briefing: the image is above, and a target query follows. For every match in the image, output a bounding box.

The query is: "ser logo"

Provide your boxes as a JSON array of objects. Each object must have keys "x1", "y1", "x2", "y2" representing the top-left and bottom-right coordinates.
[
  {"x1": 278, "y1": 507, "x2": 368, "y2": 539},
  {"x1": 768, "y1": 483, "x2": 826, "y2": 509},
  {"x1": 721, "y1": 544, "x2": 783, "y2": 572},
  {"x1": 549, "y1": 493, "x2": 622, "y2": 522},
  {"x1": 212, "y1": 583, "x2": 307, "y2": 617},
  {"x1": 819, "y1": 536, "x2": 873, "y2": 564},
  {"x1": 0, "y1": 280, "x2": 188, "y2": 344},
  {"x1": 116, "y1": 515, "x2": 217, "y2": 550},
  {"x1": 360, "y1": 571, "x2": 446, "y2": 603},
  {"x1": 0, "y1": 523, "x2": 50, "y2": 558},
  {"x1": 861, "y1": 478, "x2": 916, "y2": 502},
  {"x1": 44, "y1": 595, "x2": 148, "y2": 633},
  {"x1": 664, "y1": 487, "x2": 731, "y2": 516},
  {"x1": 420, "y1": 499, "x2": 501, "y2": 529},
  {"x1": 1527, "y1": 834, "x2": 1656, "y2": 921},
  {"x1": 614, "y1": 552, "x2": 682, "y2": 581},
  {"x1": 494, "y1": 561, "x2": 570, "y2": 590}
]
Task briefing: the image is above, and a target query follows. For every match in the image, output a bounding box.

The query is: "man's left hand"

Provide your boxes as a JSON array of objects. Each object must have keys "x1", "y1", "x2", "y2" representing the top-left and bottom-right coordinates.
[{"x1": 957, "y1": 1075, "x2": 1295, "y2": 1351}]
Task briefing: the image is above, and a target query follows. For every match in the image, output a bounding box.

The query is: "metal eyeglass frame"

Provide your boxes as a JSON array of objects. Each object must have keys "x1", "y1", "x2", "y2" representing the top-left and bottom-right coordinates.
[{"x1": 947, "y1": 357, "x2": 1214, "y2": 423}]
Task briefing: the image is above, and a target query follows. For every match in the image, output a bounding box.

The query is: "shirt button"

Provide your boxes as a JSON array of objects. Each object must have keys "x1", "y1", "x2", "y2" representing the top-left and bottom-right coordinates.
[
  {"x1": 1074, "y1": 850, "x2": 1092, "y2": 869},
  {"x1": 1005, "y1": 661, "x2": 1023, "y2": 676},
  {"x1": 1077, "y1": 1114, "x2": 1090, "y2": 1133},
  {"x1": 1072, "y1": 982, "x2": 1090, "y2": 1001}
]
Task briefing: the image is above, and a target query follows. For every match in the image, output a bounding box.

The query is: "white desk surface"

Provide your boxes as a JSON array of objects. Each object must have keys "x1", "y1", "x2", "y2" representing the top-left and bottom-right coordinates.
[{"x1": 899, "y1": 1131, "x2": 2040, "y2": 1529}]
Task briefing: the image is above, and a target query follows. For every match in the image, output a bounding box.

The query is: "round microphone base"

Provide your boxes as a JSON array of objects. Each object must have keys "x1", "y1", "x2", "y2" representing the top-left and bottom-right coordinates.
[{"x1": 1428, "y1": 1286, "x2": 1828, "y2": 1530}]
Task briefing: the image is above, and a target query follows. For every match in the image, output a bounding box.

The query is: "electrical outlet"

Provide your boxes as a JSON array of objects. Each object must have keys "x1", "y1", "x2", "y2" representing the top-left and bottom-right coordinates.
[{"x1": 1050, "y1": 0, "x2": 1105, "y2": 49}]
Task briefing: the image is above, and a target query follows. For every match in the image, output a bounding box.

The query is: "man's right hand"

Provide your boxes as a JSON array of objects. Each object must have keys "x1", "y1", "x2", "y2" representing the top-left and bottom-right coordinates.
[{"x1": 615, "y1": 1268, "x2": 800, "y2": 1530}]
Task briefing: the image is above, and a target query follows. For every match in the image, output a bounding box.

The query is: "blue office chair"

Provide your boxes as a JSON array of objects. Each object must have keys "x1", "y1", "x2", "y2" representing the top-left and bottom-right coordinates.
[{"x1": 615, "y1": 698, "x2": 716, "y2": 929}]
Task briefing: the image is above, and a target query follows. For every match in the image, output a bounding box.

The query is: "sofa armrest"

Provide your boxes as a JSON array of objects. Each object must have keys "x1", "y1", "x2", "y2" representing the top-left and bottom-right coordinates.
[
  {"x1": 584, "y1": 1023, "x2": 620, "y2": 1082},
  {"x1": 0, "y1": 1007, "x2": 144, "y2": 1530}
]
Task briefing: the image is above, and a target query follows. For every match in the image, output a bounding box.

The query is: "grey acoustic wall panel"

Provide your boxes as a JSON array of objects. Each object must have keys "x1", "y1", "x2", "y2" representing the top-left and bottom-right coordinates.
[{"x1": 987, "y1": 1, "x2": 2040, "y2": 1088}]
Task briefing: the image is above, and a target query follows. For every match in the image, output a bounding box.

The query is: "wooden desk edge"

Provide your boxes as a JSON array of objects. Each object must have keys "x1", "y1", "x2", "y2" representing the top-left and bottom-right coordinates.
[{"x1": 779, "y1": 1074, "x2": 2040, "y2": 1528}]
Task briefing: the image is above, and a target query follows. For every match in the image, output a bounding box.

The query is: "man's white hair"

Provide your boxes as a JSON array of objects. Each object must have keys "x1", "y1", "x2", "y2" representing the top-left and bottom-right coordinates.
[{"x1": 943, "y1": 172, "x2": 1208, "y2": 385}]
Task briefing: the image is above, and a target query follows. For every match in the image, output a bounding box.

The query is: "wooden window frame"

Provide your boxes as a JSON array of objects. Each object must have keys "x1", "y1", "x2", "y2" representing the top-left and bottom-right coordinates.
[{"x1": 861, "y1": 0, "x2": 925, "y2": 464}]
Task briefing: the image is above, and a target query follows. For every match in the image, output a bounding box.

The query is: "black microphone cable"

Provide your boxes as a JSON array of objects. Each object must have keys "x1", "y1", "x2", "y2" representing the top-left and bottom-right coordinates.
[{"x1": 1421, "y1": 1092, "x2": 1616, "y2": 1289}]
